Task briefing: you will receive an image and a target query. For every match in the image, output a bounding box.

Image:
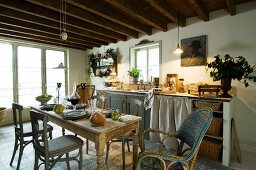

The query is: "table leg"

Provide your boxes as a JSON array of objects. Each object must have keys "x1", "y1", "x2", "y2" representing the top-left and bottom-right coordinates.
[
  {"x1": 96, "y1": 134, "x2": 105, "y2": 170},
  {"x1": 133, "y1": 122, "x2": 139, "y2": 166}
]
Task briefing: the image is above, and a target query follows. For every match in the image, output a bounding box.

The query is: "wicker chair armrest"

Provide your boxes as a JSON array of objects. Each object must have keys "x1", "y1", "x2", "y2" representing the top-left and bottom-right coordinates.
[{"x1": 142, "y1": 128, "x2": 176, "y2": 138}]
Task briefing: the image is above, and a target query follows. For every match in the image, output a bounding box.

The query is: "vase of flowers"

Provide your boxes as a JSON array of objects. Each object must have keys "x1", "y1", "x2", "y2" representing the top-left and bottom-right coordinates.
[
  {"x1": 207, "y1": 54, "x2": 256, "y2": 97},
  {"x1": 128, "y1": 67, "x2": 141, "y2": 84}
]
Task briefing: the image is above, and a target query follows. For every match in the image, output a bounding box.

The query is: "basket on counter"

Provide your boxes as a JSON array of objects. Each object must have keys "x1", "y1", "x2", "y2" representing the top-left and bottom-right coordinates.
[
  {"x1": 199, "y1": 137, "x2": 222, "y2": 161},
  {"x1": 194, "y1": 101, "x2": 222, "y2": 111}
]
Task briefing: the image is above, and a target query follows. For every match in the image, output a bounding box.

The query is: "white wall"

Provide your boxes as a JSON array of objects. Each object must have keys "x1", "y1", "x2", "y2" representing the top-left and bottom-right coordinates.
[{"x1": 86, "y1": 1, "x2": 256, "y2": 152}]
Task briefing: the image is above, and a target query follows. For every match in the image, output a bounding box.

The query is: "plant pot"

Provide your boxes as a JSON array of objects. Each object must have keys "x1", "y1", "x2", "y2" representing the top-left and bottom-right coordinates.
[
  {"x1": 132, "y1": 77, "x2": 139, "y2": 84},
  {"x1": 220, "y1": 77, "x2": 232, "y2": 98}
]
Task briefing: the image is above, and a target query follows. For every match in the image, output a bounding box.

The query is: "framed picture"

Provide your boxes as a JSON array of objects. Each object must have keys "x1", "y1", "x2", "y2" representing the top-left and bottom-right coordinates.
[
  {"x1": 166, "y1": 74, "x2": 178, "y2": 92},
  {"x1": 181, "y1": 35, "x2": 207, "y2": 67}
]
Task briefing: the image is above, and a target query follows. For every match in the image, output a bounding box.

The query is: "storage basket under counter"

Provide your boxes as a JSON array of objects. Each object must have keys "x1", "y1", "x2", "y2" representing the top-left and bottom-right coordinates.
[{"x1": 190, "y1": 97, "x2": 232, "y2": 165}]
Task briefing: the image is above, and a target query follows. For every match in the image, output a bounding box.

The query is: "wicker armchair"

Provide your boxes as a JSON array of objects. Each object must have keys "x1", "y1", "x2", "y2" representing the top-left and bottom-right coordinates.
[{"x1": 138, "y1": 108, "x2": 213, "y2": 170}]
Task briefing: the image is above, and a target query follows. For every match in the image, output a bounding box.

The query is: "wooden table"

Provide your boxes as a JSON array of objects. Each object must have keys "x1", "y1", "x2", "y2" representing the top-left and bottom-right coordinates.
[{"x1": 31, "y1": 106, "x2": 141, "y2": 169}]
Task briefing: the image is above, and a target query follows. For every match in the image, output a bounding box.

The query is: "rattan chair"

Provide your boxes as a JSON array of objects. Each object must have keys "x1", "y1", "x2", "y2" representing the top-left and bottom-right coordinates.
[
  {"x1": 9, "y1": 103, "x2": 53, "y2": 170},
  {"x1": 138, "y1": 108, "x2": 213, "y2": 170},
  {"x1": 105, "y1": 98, "x2": 144, "y2": 169},
  {"x1": 30, "y1": 110, "x2": 83, "y2": 170}
]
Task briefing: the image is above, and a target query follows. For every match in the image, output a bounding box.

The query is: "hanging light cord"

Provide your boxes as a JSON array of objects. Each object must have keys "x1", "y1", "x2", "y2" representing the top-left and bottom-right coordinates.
[{"x1": 177, "y1": 13, "x2": 180, "y2": 43}]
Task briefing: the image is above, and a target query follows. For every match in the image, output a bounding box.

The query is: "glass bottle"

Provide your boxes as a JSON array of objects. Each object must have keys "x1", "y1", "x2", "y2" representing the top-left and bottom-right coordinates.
[
  {"x1": 69, "y1": 82, "x2": 80, "y2": 110},
  {"x1": 178, "y1": 78, "x2": 185, "y2": 93}
]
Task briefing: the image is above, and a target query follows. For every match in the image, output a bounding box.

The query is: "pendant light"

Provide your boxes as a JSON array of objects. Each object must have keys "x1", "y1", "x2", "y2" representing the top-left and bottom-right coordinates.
[
  {"x1": 173, "y1": 13, "x2": 183, "y2": 54},
  {"x1": 60, "y1": 0, "x2": 68, "y2": 41}
]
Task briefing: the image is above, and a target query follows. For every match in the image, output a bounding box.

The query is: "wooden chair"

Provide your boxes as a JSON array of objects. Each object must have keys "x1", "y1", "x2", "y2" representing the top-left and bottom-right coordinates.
[
  {"x1": 138, "y1": 108, "x2": 213, "y2": 170},
  {"x1": 105, "y1": 98, "x2": 144, "y2": 169},
  {"x1": 76, "y1": 83, "x2": 95, "y2": 104},
  {"x1": 30, "y1": 110, "x2": 83, "y2": 170},
  {"x1": 9, "y1": 103, "x2": 53, "y2": 170}
]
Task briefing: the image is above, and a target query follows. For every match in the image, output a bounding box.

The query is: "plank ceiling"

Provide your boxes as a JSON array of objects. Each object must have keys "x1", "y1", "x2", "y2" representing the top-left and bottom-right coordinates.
[{"x1": 0, "y1": 0, "x2": 254, "y2": 50}]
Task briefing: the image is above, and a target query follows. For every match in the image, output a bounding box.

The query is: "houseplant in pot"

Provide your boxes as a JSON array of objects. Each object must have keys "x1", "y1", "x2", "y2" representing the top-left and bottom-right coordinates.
[
  {"x1": 128, "y1": 67, "x2": 141, "y2": 84},
  {"x1": 207, "y1": 54, "x2": 256, "y2": 97}
]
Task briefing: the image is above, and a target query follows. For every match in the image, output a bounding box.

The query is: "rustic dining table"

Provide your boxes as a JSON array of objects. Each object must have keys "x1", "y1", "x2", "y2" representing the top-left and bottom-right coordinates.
[{"x1": 31, "y1": 106, "x2": 141, "y2": 170}]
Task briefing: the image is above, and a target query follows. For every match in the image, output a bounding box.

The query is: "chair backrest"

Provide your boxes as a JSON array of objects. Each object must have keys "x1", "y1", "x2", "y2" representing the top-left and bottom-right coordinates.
[
  {"x1": 12, "y1": 103, "x2": 24, "y2": 132},
  {"x1": 30, "y1": 110, "x2": 49, "y2": 157},
  {"x1": 175, "y1": 108, "x2": 213, "y2": 161},
  {"x1": 77, "y1": 83, "x2": 95, "y2": 104}
]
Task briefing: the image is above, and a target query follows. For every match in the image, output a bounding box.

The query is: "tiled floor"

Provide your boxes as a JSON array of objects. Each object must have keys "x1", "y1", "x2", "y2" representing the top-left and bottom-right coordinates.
[{"x1": 0, "y1": 123, "x2": 255, "y2": 170}]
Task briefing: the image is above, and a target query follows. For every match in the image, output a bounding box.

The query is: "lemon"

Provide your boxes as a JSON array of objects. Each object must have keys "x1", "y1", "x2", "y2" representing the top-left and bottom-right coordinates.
[{"x1": 53, "y1": 104, "x2": 65, "y2": 115}]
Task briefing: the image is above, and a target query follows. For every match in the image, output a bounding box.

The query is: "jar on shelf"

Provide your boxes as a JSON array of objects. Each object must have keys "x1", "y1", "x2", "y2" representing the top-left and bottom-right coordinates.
[{"x1": 178, "y1": 78, "x2": 186, "y2": 93}]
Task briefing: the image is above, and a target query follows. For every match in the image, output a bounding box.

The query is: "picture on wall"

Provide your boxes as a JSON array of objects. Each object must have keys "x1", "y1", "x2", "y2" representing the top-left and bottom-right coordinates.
[{"x1": 180, "y1": 35, "x2": 207, "y2": 67}]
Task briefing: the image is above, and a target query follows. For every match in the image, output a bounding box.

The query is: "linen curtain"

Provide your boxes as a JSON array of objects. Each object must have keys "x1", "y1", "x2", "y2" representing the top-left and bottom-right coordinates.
[{"x1": 149, "y1": 95, "x2": 190, "y2": 149}]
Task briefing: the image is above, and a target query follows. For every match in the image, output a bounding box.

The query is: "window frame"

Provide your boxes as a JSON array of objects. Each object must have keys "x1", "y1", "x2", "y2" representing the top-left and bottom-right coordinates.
[
  {"x1": 129, "y1": 41, "x2": 162, "y2": 83},
  {"x1": 0, "y1": 39, "x2": 68, "y2": 107}
]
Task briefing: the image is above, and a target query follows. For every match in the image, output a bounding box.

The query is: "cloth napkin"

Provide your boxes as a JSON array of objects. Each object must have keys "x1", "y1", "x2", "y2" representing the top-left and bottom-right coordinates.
[
  {"x1": 119, "y1": 115, "x2": 137, "y2": 122},
  {"x1": 144, "y1": 88, "x2": 155, "y2": 110}
]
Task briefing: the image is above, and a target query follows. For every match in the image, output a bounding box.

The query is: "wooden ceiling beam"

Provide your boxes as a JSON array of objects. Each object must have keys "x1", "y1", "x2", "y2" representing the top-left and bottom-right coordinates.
[
  {"x1": 0, "y1": 22, "x2": 100, "y2": 48},
  {"x1": 66, "y1": 0, "x2": 151, "y2": 35},
  {"x1": 0, "y1": 29, "x2": 90, "y2": 50},
  {"x1": 187, "y1": 0, "x2": 209, "y2": 21},
  {"x1": 0, "y1": 15, "x2": 110, "y2": 47},
  {"x1": 226, "y1": 0, "x2": 236, "y2": 16},
  {"x1": 148, "y1": 0, "x2": 186, "y2": 27},
  {"x1": 105, "y1": 0, "x2": 167, "y2": 31},
  {"x1": 0, "y1": 0, "x2": 123, "y2": 42},
  {"x1": 25, "y1": 0, "x2": 138, "y2": 38}
]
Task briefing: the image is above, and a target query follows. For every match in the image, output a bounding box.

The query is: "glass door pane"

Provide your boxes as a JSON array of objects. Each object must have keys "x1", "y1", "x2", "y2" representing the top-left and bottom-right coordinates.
[
  {"x1": 46, "y1": 50, "x2": 66, "y2": 100},
  {"x1": 0, "y1": 43, "x2": 13, "y2": 108},
  {"x1": 18, "y1": 46, "x2": 41, "y2": 106}
]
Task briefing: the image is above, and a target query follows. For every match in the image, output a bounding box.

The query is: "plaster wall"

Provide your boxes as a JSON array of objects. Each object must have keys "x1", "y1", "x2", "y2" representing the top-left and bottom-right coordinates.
[{"x1": 87, "y1": 2, "x2": 256, "y2": 153}]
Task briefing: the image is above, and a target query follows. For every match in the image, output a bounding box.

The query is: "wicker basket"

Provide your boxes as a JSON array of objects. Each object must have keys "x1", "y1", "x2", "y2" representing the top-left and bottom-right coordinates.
[
  {"x1": 199, "y1": 137, "x2": 222, "y2": 161},
  {"x1": 206, "y1": 117, "x2": 222, "y2": 136},
  {"x1": 0, "y1": 107, "x2": 7, "y2": 126},
  {"x1": 194, "y1": 101, "x2": 222, "y2": 111}
]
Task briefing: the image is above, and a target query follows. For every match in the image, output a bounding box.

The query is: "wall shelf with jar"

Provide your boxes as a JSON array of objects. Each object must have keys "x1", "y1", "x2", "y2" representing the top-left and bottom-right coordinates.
[{"x1": 89, "y1": 48, "x2": 117, "y2": 77}]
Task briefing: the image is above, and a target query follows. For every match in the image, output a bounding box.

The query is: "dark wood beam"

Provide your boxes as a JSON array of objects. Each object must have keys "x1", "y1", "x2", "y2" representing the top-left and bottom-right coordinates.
[
  {"x1": 226, "y1": 0, "x2": 236, "y2": 16},
  {"x1": 25, "y1": 0, "x2": 138, "y2": 38},
  {"x1": 0, "y1": 22, "x2": 100, "y2": 48},
  {"x1": 105, "y1": 0, "x2": 167, "y2": 31},
  {"x1": 187, "y1": 0, "x2": 209, "y2": 21},
  {"x1": 0, "y1": 15, "x2": 110, "y2": 47},
  {"x1": 0, "y1": 29, "x2": 90, "y2": 50},
  {"x1": 0, "y1": 0, "x2": 123, "y2": 42},
  {"x1": 66, "y1": 0, "x2": 151, "y2": 35},
  {"x1": 148, "y1": 0, "x2": 186, "y2": 27}
]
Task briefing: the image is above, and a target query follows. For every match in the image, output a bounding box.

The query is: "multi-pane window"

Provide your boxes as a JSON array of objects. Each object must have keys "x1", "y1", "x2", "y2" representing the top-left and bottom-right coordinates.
[
  {"x1": 0, "y1": 43, "x2": 13, "y2": 108},
  {"x1": 130, "y1": 41, "x2": 161, "y2": 82},
  {"x1": 0, "y1": 41, "x2": 67, "y2": 107}
]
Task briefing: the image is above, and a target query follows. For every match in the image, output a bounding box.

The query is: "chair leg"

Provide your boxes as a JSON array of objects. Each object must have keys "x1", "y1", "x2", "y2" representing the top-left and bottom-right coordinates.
[
  {"x1": 105, "y1": 141, "x2": 110, "y2": 164},
  {"x1": 126, "y1": 140, "x2": 131, "y2": 152},
  {"x1": 16, "y1": 141, "x2": 24, "y2": 170},
  {"x1": 34, "y1": 151, "x2": 39, "y2": 170},
  {"x1": 9, "y1": 135, "x2": 18, "y2": 166},
  {"x1": 122, "y1": 140, "x2": 126, "y2": 170},
  {"x1": 66, "y1": 153, "x2": 71, "y2": 170},
  {"x1": 86, "y1": 139, "x2": 89, "y2": 154},
  {"x1": 62, "y1": 127, "x2": 65, "y2": 136},
  {"x1": 49, "y1": 130, "x2": 53, "y2": 139},
  {"x1": 79, "y1": 147, "x2": 83, "y2": 170}
]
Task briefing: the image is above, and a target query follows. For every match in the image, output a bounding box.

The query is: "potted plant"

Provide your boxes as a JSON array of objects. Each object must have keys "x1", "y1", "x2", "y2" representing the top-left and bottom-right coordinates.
[
  {"x1": 128, "y1": 67, "x2": 141, "y2": 84},
  {"x1": 207, "y1": 54, "x2": 256, "y2": 97}
]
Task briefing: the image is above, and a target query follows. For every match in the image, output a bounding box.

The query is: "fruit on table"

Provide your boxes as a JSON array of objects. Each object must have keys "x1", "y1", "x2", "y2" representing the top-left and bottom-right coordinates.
[
  {"x1": 53, "y1": 104, "x2": 65, "y2": 115},
  {"x1": 111, "y1": 109, "x2": 121, "y2": 120},
  {"x1": 90, "y1": 112, "x2": 106, "y2": 126}
]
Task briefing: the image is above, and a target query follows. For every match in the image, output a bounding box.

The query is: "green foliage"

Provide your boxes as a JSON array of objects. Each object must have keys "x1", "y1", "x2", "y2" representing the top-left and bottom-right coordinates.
[
  {"x1": 128, "y1": 67, "x2": 141, "y2": 78},
  {"x1": 207, "y1": 54, "x2": 256, "y2": 87},
  {"x1": 35, "y1": 94, "x2": 53, "y2": 100}
]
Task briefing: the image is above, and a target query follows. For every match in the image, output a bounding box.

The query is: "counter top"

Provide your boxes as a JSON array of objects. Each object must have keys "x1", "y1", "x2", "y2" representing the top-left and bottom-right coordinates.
[{"x1": 97, "y1": 88, "x2": 233, "y2": 102}]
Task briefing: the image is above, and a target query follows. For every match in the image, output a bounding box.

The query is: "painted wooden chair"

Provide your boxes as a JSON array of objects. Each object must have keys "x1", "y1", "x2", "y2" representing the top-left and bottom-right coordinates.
[
  {"x1": 9, "y1": 103, "x2": 53, "y2": 170},
  {"x1": 30, "y1": 110, "x2": 83, "y2": 170},
  {"x1": 137, "y1": 108, "x2": 213, "y2": 170}
]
